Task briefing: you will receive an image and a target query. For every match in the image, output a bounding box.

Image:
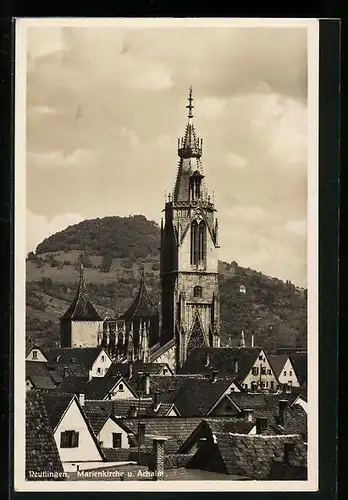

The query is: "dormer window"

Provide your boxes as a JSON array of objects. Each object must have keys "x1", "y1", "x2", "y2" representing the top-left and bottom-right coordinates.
[{"x1": 194, "y1": 286, "x2": 202, "y2": 298}]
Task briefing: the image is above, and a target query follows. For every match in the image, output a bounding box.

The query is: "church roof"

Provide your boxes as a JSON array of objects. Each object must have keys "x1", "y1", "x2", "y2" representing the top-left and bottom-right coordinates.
[
  {"x1": 60, "y1": 259, "x2": 103, "y2": 322},
  {"x1": 120, "y1": 268, "x2": 158, "y2": 320}
]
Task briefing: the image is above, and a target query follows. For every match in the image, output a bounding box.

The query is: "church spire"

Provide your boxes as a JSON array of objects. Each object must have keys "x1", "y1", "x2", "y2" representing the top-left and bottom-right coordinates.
[{"x1": 186, "y1": 85, "x2": 194, "y2": 119}]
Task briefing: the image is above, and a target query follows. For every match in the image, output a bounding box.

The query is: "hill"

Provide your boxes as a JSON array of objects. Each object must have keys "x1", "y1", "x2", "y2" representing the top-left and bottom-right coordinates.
[{"x1": 26, "y1": 215, "x2": 307, "y2": 350}]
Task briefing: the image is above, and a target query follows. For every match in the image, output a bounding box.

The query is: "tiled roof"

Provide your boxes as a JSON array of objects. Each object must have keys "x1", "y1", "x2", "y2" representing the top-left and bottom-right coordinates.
[
  {"x1": 180, "y1": 347, "x2": 261, "y2": 381},
  {"x1": 178, "y1": 418, "x2": 255, "y2": 454},
  {"x1": 120, "y1": 268, "x2": 158, "y2": 320},
  {"x1": 86, "y1": 398, "x2": 152, "y2": 418},
  {"x1": 26, "y1": 391, "x2": 65, "y2": 480},
  {"x1": 84, "y1": 376, "x2": 137, "y2": 400},
  {"x1": 57, "y1": 375, "x2": 89, "y2": 394},
  {"x1": 268, "y1": 355, "x2": 289, "y2": 378},
  {"x1": 28, "y1": 375, "x2": 57, "y2": 390},
  {"x1": 191, "y1": 432, "x2": 304, "y2": 479},
  {"x1": 121, "y1": 417, "x2": 203, "y2": 453},
  {"x1": 83, "y1": 405, "x2": 111, "y2": 435},
  {"x1": 41, "y1": 393, "x2": 75, "y2": 430},
  {"x1": 26, "y1": 360, "x2": 62, "y2": 386},
  {"x1": 106, "y1": 361, "x2": 169, "y2": 379},
  {"x1": 60, "y1": 263, "x2": 103, "y2": 321},
  {"x1": 149, "y1": 338, "x2": 176, "y2": 362},
  {"x1": 142, "y1": 374, "x2": 205, "y2": 403},
  {"x1": 174, "y1": 378, "x2": 235, "y2": 417},
  {"x1": 46, "y1": 347, "x2": 106, "y2": 369},
  {"x1": 289, "y1": 354, "x2": 307, "y2": 386}
]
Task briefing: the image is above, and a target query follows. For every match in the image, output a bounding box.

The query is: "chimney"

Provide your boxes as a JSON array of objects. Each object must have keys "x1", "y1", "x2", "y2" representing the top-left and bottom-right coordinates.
[
  {"x1": 128, "y1": 405, "x2": 138, "y2": 418},
  {"x1": 242, "y1": 408, "x2": 253, "y2": 422},
  {"x1": 138, "y1": 423, "x2": 146, "y2": 447},
  {"x1": 144, "y1": 372, "x2": 151, "y2": 396},
  {"x1": 153, "y1": 390, "x2": 161, "y2": 411},
  {"x1": 278, "y1": 399, "x2": 288, "y2": 426},
  {"x1": 251, "y1": 333, "x2": 255, "y2": 348},
  {"x1": 128, "y1": 362, "x2": 133, "y2": 379},
  {"x1": 205, "y1": 352, "x2": 210, "y2": 367},
  {"x1": 211, "y1": 370, "x2": 218, "y2": 383},
  {"x1": 78, "y1": 393, "x2": 85, "y2": 407},
  {"x1": 234, "y1": 360, "x2": 239, "y2": 374},
  {"x1": 152, "y1": 437, "x2": 167, "y2": 480},
  {"x1": 283, "y1": 442, "x2": 296, "y2": 465},
  {"x1": 255, "y1": 417, "x2": 268, "y2": 434}
]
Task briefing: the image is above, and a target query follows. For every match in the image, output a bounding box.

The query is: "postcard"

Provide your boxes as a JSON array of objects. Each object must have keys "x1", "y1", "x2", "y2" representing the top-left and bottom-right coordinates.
[{"x1": 15, "y1": 17, "x2": 319, "y2": 492}]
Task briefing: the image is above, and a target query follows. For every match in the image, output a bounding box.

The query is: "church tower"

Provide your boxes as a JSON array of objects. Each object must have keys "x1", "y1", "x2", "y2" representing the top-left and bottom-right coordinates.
[{"x1": 160, "y1": 87, "x2": 221, "y2": 370}]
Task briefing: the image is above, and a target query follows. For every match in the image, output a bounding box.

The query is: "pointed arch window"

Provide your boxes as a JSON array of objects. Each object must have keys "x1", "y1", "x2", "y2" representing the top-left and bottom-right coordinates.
[
  {"x1": 194, "y1": 286, "x2": 202, "y2": 298},
  {"x1": 191, "y1": 220, "x2": 206, "y2": 266},
  {"x1": 198, "y1": 221, "x2": 206, "y2": 263},
  {"x1": 190, "y1": 220, "x2": 199, "y2": 265}
]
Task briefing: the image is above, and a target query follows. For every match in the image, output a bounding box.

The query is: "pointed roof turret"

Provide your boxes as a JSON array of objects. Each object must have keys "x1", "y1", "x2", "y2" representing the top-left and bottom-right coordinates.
[
  {"x1": 120, "y1": 267, "x2": 158, "y2": 320},
  {"x1": 61, "y1": 255, "x2": 103, "y2": 321}
]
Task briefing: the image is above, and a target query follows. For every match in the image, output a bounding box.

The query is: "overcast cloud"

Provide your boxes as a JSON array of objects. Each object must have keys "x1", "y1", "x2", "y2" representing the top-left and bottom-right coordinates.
[{"x1": 26, "y1": 23, "x2": 310, "y2": 286}]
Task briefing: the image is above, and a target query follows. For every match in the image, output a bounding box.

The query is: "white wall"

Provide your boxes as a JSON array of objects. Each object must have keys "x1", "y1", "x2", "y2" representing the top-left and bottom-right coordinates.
[
  {"x1": 242, "y1": 350, "x2": 279, "y2": 390},
  {"x1": 71, "y1": 321, "x2": 104, "y2": 348},
  {"x1": 277, "y1": 358, "x2": 300, "y2": 387},
  {"x1": 153, "y1": 345, "x2": 176, "y2": 373},
  {"x1": 26, "y1": 348, "x2": 47, "y2": 362},
  {"x1": 294, "y1": 397, "x2": 308, "y2": 413},
  {"x1": 54, "y1": 399, "x2": 103, "y2": 463},
  {"x1": 105, "y1": 380, "x2": 137, "y2": 401},
  {"x1": 98, "y1": 419, "x2": 130, "y2": 449},
  {"x1": 90, "y1": 349, "x2": 112, "y2": 378}
]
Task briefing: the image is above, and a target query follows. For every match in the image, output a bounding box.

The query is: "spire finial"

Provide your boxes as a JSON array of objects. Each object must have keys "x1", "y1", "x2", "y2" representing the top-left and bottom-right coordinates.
[
  {"x1": 79, "y1": 253, "x2": 84, "y2": 279},
  {"x1": 186, "y1": 85, "x2": 194, "y2": 119}
]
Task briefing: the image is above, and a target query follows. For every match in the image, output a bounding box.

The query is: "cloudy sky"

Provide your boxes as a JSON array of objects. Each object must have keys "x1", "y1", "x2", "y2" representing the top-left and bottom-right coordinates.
[{"x1": 25, "y1": 21, "x2": 311, "y2": 286}]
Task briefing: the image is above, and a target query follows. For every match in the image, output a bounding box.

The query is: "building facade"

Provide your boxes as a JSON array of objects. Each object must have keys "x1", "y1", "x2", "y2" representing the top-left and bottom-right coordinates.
[{"x1": 160, "y1": 88, "x2": 221, "y2": 370}]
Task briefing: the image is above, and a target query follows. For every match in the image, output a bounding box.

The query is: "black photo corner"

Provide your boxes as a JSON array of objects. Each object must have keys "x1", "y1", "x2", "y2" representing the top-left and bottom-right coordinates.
[{"x1": 0, "y1": 12, "x2": 342, "y2": 500}]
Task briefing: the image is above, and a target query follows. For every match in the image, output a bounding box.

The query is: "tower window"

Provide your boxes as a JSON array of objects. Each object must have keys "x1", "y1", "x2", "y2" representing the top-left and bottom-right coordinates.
[
  {"x1": 194, "y1": 286, "x2": 202, "y2": 298},
  {"x1": 190, "y1": 220, "x2": 206, "y2": 266}
]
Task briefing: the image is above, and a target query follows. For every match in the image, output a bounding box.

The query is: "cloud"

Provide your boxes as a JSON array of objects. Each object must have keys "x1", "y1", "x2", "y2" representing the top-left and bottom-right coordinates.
[
  {"x1": 26, "y1": 210, "x2": 83, "y2": 254},
  {"x1": 27, "y1": 149, "x2": 96, "y2": 168}
]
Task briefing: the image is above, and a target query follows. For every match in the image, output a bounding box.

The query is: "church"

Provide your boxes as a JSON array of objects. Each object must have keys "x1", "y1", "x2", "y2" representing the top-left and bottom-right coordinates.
[{"x1": 59, "y1": 88, "x2": 221, "y2": 372}]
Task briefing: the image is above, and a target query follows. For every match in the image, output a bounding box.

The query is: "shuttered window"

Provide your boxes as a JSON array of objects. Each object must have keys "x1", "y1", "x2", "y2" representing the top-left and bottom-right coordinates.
[{"x1": 60, "y1": 430, "x2": 79, "y2": 448}]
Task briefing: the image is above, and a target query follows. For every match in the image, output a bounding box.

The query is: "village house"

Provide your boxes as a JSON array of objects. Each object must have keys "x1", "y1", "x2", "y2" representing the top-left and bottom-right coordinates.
[
  {"x1": 268, "y1": 354, "x2": 301, "y2": 388},
  {"x1": 26, "y1": 338, "x2": 48, "y2": 363},
  {"x1": 289, "y1": 353, "x2": 308, "y2": 389},
  {"x1": 45, "y1": 347, "x2": 112, "y2": 381},
  {"x1": 26, "y1": 360, "x2": 62, "y2": 393},
  {"x1": 83, "y1": 376, "x2": 138, "y2": 401},
  {"x1": 180, "y1": 347, "x2": 279, "y2": 391},
  {"x1": 41, "y1": 393, "x2": 105, "y2": 470}
]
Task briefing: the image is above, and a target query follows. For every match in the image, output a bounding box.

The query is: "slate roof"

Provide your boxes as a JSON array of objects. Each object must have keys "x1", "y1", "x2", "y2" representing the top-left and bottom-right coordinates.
[
  {"x1": 121, "y1": 417, "x2": 203, "y2": 453},
  {"x1": 180, "y1": 347, "x2": 262, "y2": 381},
  {"x1": 174, "y1": 378, "x2": 236, "y2": 417},
  {"x1": 60, "y1": 263, "x2": 103, "y2": 321},
  {"x1": 289, "y1": 354, "x2": 307, "y2": 386},
  {"x1": 46, "y1": 347, "x2": 106, "y2": 369},
  {"x1": 41, "y1": 393, "x2": 75, "y2": 431},
  {"x1": 26, "y1": 391, "x2": 65, "y2": 480},
  {"x1": 268, "y1": 355, "x2": 289, "y2": 378},
  {"x1": 120, "y1": 268, "x2": 158, "y2": 320}
]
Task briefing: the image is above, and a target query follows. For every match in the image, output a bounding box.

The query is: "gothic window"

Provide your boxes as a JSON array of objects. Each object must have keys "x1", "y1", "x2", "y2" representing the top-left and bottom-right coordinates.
[
  {"x1": 191, "y1": 220, "x2": 206, "y2": 266},
  {"x1": 193, "y1": 286, "x2": 202, "y2": 298},
  {"x1": 187, "y1": 313, "x2": 206, "y2": 357}
]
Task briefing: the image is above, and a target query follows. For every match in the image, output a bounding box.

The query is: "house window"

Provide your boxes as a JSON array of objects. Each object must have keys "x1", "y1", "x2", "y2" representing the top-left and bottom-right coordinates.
[
  {"x1": 252, "y1": 367, "x2": 259, "y2": 376},
  {"x1": 261, "y1": 367, "x2": 266, "y2": 375},
  {"x1": 101, "y1": 356, "x2": 105, "y2": 362},
  {"x1": 112, "y1": 433, "x2": 122, "y2": 448},
  {"x1": 267, "y1": 369, "x2": 272, "y2": 375},
  {"x1": 289, "y1": 370, "x2": 293, "y2": 376},
  {"x1": 97, "y1": 367, "x2": 101, "y2": 374},
  {"x1": 265, "y1": 381, "x2": 268, "y2": 387},
  {"x1": 258, "y1": 355, "x2": 263, "y2": 360},
  {"x1": 270, "y1": 381, "x2": 274, "y2": 389},
  {"x1": 32, "y1": 350, "x2": 38, "y2": 360},
  {"x1": 283, "y1": 371, "x2": 287, "y2": 376},
  {"x1": 193, "y1": 286, "x2": 202, "y2": 298},
  {"x1": 162, "y1": 368, "x2": 167, "y2": 375},
  {"x1": 288, "y1": 380, "x2": 293, "y2": 386},
  {"x1": 119, "y1": 383, "x2": 124, "y2": 392},
  {"x1": 244, "y1": 384, "x2": 248, "y2": 390},
  {"x1": 60, "y1": 431, "x2": 79, "y2": 448}
]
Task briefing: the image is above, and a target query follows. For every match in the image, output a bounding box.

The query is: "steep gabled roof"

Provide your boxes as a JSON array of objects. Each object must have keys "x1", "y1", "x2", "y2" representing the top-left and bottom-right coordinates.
[
  {"x1": 26, "y1": 360, "x2": 62, "y2": 386},
  {"x1": 83, "y1": 376, "x2": 137, "y2": 400},
  {"x1": 149, "y1": 338, "x2": 176, "y2": 362},
  {"x1": 27, "y1": 375, "x2": 57, "y2": 390},
  {"x1": 180, "y1": 347, "x2": 262, "y2": 381},
  {"x1": 41, "y1": 393, "x2": 75, "y2": 431},
  {"x1": 289, "y1": 354, "x2": 307, "y2": 386},
  {"x1": 26, "y1": 391, "x2": 65, "y2": 480},
  {"x1": 60, "y1": 261, "x2": 103, "y2": 321},
  {"x1": 174, "y1": 378, "x2": 236, "y2": 417},
  {"x1": 268, "y1": 355, "x2": 289, "y2": 378},
  {"x1": 46, "y1": 347, "x2": 107, "y2": 370},
  {"x1": 119, "y1": 268, "x2": 158, "y2": 320}
]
